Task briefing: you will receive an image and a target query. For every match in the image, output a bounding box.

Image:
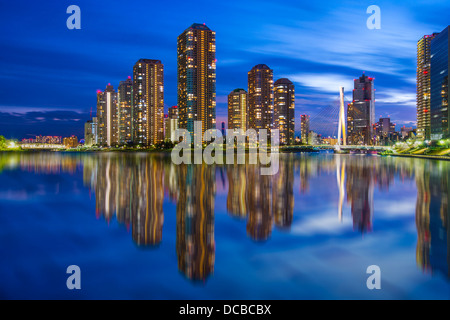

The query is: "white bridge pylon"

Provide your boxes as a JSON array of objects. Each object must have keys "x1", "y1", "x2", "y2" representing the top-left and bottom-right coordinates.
[{"x1": 336, "y1": 86, "x2": 347, "y2": 149}]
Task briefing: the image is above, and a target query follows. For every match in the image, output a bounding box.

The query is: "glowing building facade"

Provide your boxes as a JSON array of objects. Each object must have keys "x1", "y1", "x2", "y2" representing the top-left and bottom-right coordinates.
[
  {"x1": 118, "y1": 77, "x2": 133, "y2": 145},
  {"x1": 274, "y1": 78, "x2": 295, "y2": 145},
  {"x1": 227, "y1": 89, "x2": 247, "y2": 133},
  {"x1": 97, "y1": 84, "x2": 118, "y2": 147},
  {"x1": 430, "y1": 26, "x2": 450, "y2": 140},
  {"x1": 177, "y1": 23, "x2": 216, "y2": 141},
  {"x1": 347, "y1": 74, "x2": 375, "y2": 145},
  {"x1": 300, "y1": 114, "x2": 310, "y2": 144},
  {"x1": 417, "y1": 33, "x2": 439, "y2": 141},
  {"x1": 248, "y1": 64, "x2": 274, "y2": 133},
  {"x1": 132, "y1": 59, "x2": 164, "y2": 146}
]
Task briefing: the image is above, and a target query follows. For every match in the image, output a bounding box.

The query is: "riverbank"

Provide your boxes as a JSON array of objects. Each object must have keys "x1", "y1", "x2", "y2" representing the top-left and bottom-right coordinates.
[
  {"x1": 386, "y1": 145, "x2": 450, "y2": 161},
  {"x1": 389, "y1": 153, "x2": 450, "y2": 161},
  {"x1": 2, "y1": 145, "x2": 325, "y2": 154}
]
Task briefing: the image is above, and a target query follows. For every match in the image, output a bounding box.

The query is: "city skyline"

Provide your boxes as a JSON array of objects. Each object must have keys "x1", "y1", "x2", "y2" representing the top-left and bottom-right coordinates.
[{"x1": 1, "y1": 1, "x2": 450, "y2": 139}]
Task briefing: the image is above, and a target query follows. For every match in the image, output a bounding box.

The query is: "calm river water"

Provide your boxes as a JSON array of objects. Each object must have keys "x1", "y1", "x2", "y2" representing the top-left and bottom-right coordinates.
[{"x1": 0, "y1": 152, "x2": 449, "y2": 299}]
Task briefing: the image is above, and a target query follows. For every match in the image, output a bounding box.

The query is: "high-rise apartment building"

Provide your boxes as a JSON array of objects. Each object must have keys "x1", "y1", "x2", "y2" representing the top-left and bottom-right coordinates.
[
  {"x1": 300, "y1": 114, "x2": 310, "y2": 144},
  {"x1": 227, "y1": 89, "x2": 247, "y2": 134},
  {"x1": 430, "y1": 26, "x2": 450, "y2": 140},
  {"x1": 165, "y1": 106, "x2": 179, "y2": 143},
  {"x1": 84, "y1": 117, "x2": 98, "y2": 146},
  {"x1": 133, "y1": 59, "x2": 164, "y2": 146},
  {"x1": 118, "y1": 77, "x2": 133, "y2": 145},
  {"x1": 97, "y1": 84, "x2": 118, "y2": 147},
  {"x1": 274, "y1": 78, "x2": 295, "y2": 145},
  {"x1": 177, "y1": 23, "x2": 216, "y2": 141},
  {"x1": 347, "y1": 74, "x2": 375, "y2": 145},
  {"x1": 248, "y1": 64, "x2": 274, "y2": 133},
  {"x1": 417, "y1": 33, "x2": 439, "y2": 141}
]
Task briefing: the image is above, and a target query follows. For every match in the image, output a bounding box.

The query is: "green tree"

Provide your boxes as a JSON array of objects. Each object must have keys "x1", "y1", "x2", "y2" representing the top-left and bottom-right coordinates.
[{"x1": 0, "y1": 136, "x2": 7, "y2": 150}]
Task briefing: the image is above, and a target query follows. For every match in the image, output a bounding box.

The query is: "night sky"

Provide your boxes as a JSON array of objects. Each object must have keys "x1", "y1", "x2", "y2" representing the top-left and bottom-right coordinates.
[{"x1": 1, "y1": 0, "x2": 449, "y2": 139}]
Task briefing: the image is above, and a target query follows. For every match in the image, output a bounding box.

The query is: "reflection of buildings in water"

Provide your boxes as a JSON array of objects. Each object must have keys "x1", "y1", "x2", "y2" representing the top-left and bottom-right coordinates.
[
  {"x1": 14, "y1": 152, "x2": 450, "y2": 278},
  {"x1": 346, "y1": 160, "x2": 373, "y2": 233},
  {"x1": 416, "y1": 164, "x2": 431, "y2": 273},
  {"x1": 272, "y1": 155, "x2": 294, "y2": 230},
  {"x1": 227, "y1": 156, "x2": 294, "y2": 236},
  {"x1": 299, "y1": 160, "x2": 310, "y2": 194},
  {"x1": 164, "y1": 162, "x2": 179, "y2": 203},
  {"x1": 226, "y1": 165, "x2": 248, "y2": 218},
  {"x1": 0, "y1": 153, "x2": 80, "y2": 174},
  {"x1": 95, "y1": 157, "x2": 117, "y2": 221},
  {"x1": 131, "y1": 158, "x2": 164, "y2": 246},
  {"x1": 416, "y1": 162, "x2": 449, "y2": 279},
  {"x1": 218, "y1": 167, "x2": 227, "y2": 190},
  {"x1": 246, "y1": 165, "x2": 273, "y2": 241},
  {"x1": 374, "y1": 161, "x2": 395, "y2": 191},
  {"x1": 176, "y1": 165, "x2": 215, "y2": 281},
  {"x1": 83, "y1": 155, "x2": 165, "y2": 246}
]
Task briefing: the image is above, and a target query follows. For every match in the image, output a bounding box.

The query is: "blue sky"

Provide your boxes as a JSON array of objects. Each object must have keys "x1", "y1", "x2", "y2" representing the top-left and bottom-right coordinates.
[{"x1": 0, "y1": 0, "x2": 449, "y2": 139}]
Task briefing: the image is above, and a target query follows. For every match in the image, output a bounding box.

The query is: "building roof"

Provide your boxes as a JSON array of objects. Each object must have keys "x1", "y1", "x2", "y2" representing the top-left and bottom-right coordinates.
[
  {"x1": 136, "y1": 59, "x2": 162, "y2": 65},
  {"x1": 251, "y1": 64, "x2": 271, "y2": 71},
  {"x1": 188, "y1": 23, "x2": 211, "y2": 31},
  {"x1": 274, "y1": 78, "x2": 293, "y2": 85}
]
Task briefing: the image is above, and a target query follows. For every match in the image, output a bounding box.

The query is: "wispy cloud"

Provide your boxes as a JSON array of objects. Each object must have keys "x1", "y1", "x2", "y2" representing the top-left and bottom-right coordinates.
[
  {"x1": 245, "y1": 3, "x2": 437, "y2": 80},
  {"x1": 376, "y1": 89, "x2": 416, "y2": 107},
  {"x1": 284, "y1": 73, "x2": 354, "y2": 94}
]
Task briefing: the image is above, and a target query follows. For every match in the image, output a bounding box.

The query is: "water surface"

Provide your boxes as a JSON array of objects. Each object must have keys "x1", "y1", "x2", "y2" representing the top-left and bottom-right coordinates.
[{"x1": 0, "y1": 152, "x2": 449, "y2": 299}]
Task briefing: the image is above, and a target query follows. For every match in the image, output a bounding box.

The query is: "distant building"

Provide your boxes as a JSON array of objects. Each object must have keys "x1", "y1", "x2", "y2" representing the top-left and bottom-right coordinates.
[
  {"x1": 401, "y1": 126, "x2": 415, "y2": 139},
  {"x1": 34, "y1": 136, "x2": 62, "y2": 144},
  {"x1": 375, "y1": 117, "x2": 396, "y2": 146},
  {"x1": 430, "y1": 26, "x2": 450, "y2": 140},
  {"x1": 133, "y1": 59, "x2": 164, "y2": 146},
  {"x1": 322, "y1": 137, "x2": 338, "y2": 145},
  {"x1": 221, "y1": 122, "x2": 226, "y2": 137},
  {"x1": 97, "y1": 84, "x2": 118, "y2": 147},
  {"x1": 274, "y1": 78, "x2": 295, "y2": 145},
  {"x1": 308, "y1": 130, "x2": 321, "y2": 145},
  {"x1": 118, "y1": 77, "x2": 133, "y2": 145},
  {"x1": 248, "y1": 64, "x2": 274, "y2": 133},
  {"x1": 165, "y1": 106, "x2": 179, "y2": 143},
  {"x1": 417, "y1": 33, "x2": 439, "y2": 141},
  {"x1": 300, "y1": 115, "x2": 310, "y2": 144},
  {"x1": 375, "y1": 117, "x2": 395, "y2": 136},
  {"x1": 84, "y1": 117, "x2": 98, "y2": 146},
  {"x1": 228, "y1": 89, "x2": 248, "y2": 134},
  {"x1": 63, "y1": 136, "x2": 79, "y2": 148},
  {"x1": 347, "y1": 74, "x2": 375, "y2": 145},
  {"x1": 177, "y1": 23, "x2": 216, "y2": 141}
]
